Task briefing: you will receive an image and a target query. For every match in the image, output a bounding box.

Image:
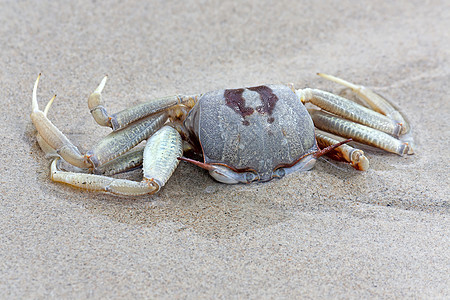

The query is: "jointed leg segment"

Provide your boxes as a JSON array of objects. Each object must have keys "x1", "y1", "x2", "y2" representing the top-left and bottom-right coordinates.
[
  {"x1": 317, "y1": 73, "x2": 411, "y2": 135},
  {"x1": 315, "y1": 130, "x2": 369, "y2": 171},
  {"x1": 296, "y1": 74, "x2": 414, "y2": 166},
  {"x1": 298, "y1": 88, "x2": 403, "y2": 137},
  {"x1": 31, "y1": 75, "x2": 184, "y2": 195},
  {"x1": 310, "y1": 110, "x2": 410, "y2": 156},
  {"x1": 50, "y1": 125, "x2": 182, "y2": 196},
  {"x1": 88, "y1": 76, "x2": 199, "y2": 131},
  {"x1": 31, "y1": 74, "x2": 91, "y2": 169}
]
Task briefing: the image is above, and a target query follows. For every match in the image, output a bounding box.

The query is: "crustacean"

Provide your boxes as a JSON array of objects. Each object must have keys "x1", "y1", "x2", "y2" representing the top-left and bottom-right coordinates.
[{"x1": 31, "y1": 73, "x2": 413, "y2": 195}]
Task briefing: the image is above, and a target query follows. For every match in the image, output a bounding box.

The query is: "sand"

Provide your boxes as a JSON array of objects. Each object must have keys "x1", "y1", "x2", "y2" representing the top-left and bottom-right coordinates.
[{"x1": 1, "y1": 0, "x2": 449, "y2": 298}]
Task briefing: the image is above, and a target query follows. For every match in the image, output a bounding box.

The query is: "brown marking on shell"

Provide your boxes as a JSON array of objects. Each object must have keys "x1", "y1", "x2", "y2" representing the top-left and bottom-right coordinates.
[
  {"x1": 224, "y1": 88, "x2": 254, "y2": 126},
  {"x1": 248, "y1": 85, "x2": 279, "y2": 117}
]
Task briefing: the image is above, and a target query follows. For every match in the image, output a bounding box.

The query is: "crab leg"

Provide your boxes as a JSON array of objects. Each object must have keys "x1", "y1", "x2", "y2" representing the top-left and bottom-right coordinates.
[
  {"x1": 297, "y1": 88, "x2": 403, "y2": 137},
  {"x1": 317, "y1": 73, "x2": 411, "y2": 135},
  {"x1": 35, "y1": 94, "x2": 62, "y2": 157},
  {"x1": 94, "y1": 146, "x2": 144, "y2": 175},
  {"x1": 310, "y1": 110, "x2": 411, "y2": 156},
  {"x1": 88, "y1": 76, "x2": 199, "y2": 131},
  {"x1": 315, "y1": 130, "x2": 369, "y2": 171},
  {"x1": 31, "y1": 74, "x2": 91, "y2": 168},
  {"x1": 87, "y1": 112, "x2": 168, "y2": 168},
  {"x1": 50, "y1": 158, "x2": 158, "y2": 195},
  {"x1": 31, "y1": 74, "x2": 171, "y2": 171},
  {"x1": 51, "y1": 126, "x2": 183, "y2": 195},
  {"x1": 317, "y1": 73, "x2": 414, "y2": 149}
]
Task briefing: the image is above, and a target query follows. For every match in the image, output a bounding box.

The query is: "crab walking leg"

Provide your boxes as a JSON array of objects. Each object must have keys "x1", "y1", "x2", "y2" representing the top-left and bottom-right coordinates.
[
  {"x1": 297, "y1": 88, "x2": 403, "y2": 137},
  {"x1": 50, "y1": 158, "x2": 158, "y2": 195},
  {"x1": 35, "y1": 96, "x2": 87, "y2": 169},
  {"x1": 318, "y1": 73, "x2": 414, "y2": 150},
  {"x1": 310, "y1": 110, "x2": 411, "y2": 155},
  {"x1": 31, "y1": 74, "x2": 91, "y2": 168},
  {"x1": 317, "y1": 73, "x2": 411, "y2": 136},
  {"x1": 105, "y1": 95, "x2": 199, "y2": 131},
  {"x1": 50, "y1": 125, "x2": 183, "y2": 195},
  {"x1": 94, "y1": 146, "x2": 144, "y2": 175},
  {"x1": 142, "y1": 126, "x2": 183, "y2": 188},
  {"x1": 36, "y1": 134, "x2": 58, "y2": 156},
  {"x1": 315, "y1": 130, "x2": 369, "y2": 171},
  {"x1": 88, "y1": 76, "x2": 199, "y2": 131},
  {"x1": 87, "y1": 112, "x2": 168, "y2": 168},
  {"x1": 95, "y1": 137, "x2": 199, "y2": 176},
  {"x1": 35, "y1": 94, "x2": 62, "y2": 157},
  {"x1": 31, "y1": 74, "x2": 170, "y2": 170}
]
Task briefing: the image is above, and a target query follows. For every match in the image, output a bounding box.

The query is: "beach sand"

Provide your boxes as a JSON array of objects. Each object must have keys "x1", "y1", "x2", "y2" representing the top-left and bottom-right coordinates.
[{"x1": 1, "y1": 0, "x2": 449, "y2": 298}]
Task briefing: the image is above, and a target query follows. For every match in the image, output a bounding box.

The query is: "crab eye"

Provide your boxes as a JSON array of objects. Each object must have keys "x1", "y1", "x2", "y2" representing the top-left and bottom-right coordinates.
[
  {"x1": 272, "y1": 168, "x2": 286, "y2": 178},
  {"x1": 245, "y1": 172, "x2": 259, "y2": 183}
]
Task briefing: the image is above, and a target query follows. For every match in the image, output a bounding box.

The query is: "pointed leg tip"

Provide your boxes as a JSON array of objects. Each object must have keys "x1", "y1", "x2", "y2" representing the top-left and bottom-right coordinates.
[
  {"x1": 317, "y1": 73, "x2": 330, "y2": 80},
  {"x1": 406, "y1": 144, "x2": 414, "y2": 155},
  {"x1": 32, "y1": 74, "x2": 42, "y2": 112},
  {"x1": 34, "y1": 73, "x2": 41, "y2": 84},
  {"x1": 317, "y1": 72, "x2": 330, "y2": 78},
  {"x1": 95, "y1": 76, "x2": 108, "y2": 93},
  {"x1": 351, "y1": 151, "x2": 370, "y2": 171},
  {"x1": 43, "y1": 94, "x2": 57, "y2": 116},
  {"x1": 398, "y1": 142, "x2": 414, "y2": 156},
  {"x1": 34, "y1": 73, "x2": 42, "y2": 87}
]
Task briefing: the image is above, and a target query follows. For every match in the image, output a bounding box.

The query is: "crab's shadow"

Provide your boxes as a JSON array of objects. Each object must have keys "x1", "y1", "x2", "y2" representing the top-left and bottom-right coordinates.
[
  {"x1": 78, "y1": 156, "x2": 372, "y2": 239},
  {"x1": 76, "y1": 163, "x2": 295, "y2": 239}
]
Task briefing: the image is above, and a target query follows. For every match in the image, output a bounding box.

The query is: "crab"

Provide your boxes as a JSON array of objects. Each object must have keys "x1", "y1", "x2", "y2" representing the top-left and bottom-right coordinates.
[{"x1": 31, "y1": 73, "x2": 414, "y2": 196}]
